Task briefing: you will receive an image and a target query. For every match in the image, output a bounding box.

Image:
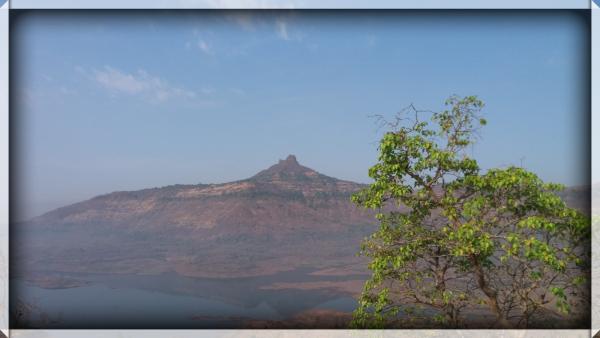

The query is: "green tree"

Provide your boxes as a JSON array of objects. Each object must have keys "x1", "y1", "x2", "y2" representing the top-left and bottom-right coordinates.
[{"x1": 351, "y1": 96, "x2": 589, "y2": 328}]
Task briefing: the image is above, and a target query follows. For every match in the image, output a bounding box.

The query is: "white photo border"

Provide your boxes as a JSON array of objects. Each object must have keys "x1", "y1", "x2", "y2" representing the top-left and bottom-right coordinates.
[{"x1": 1, "y1": 1, "x2": 594, "y2": 337}]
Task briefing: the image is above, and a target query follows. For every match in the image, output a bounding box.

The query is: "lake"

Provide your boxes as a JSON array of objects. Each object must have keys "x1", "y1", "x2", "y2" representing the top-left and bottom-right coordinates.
[{"x1": 11, "y1": 268, "x2": 361, "y2": 328}]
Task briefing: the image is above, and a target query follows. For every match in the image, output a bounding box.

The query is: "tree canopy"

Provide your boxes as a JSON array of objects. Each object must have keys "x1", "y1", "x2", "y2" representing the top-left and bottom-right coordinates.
[{"x1": 351, "y1": 96, "x2": 590, "y2": 328}]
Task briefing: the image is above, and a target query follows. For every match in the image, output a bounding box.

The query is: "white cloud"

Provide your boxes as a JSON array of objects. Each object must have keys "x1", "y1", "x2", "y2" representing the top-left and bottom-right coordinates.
[
  {"x1": 94, "y1": 67, "x2": 146, "y2": 94},
  {"x1": 275, "y1": 19, "x2": 290, "y2": 41},
  {"x1": 90, "y1": 66, "x2": 199, "y2": 103},
  {"x1": 187, "y1": 29, "x2": 214, "y2": 55},
  {"x1": 197, "y1": 39, "x2": 213, "y2": 54}
]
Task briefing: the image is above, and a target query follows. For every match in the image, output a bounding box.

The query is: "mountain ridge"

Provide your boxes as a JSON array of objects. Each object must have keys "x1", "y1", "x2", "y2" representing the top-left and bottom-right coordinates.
[
  {"x1": 14, "y1": 156, "x2": 590, "y2": 280},
  {"x1": 14, "y1": 155, "x2": 377, "y2": 279},
  {"x1": 28, "y1": 155, "x2": 371, "y2": 231}
]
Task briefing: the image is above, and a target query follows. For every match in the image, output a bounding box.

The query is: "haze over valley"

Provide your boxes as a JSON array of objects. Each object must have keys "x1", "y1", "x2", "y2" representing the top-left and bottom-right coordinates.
[
  {"x1": 11, "y1": 155, "x2": 590, "y2": 328},
  {"x1": 13, "y1": 155, "x2": 381, "y2": 328}
]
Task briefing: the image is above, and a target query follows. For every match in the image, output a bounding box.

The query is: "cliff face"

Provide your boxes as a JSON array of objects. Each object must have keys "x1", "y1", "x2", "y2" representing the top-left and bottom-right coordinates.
[{"x1": 14, "y1": 155, "x2": 377, "y2": 278}]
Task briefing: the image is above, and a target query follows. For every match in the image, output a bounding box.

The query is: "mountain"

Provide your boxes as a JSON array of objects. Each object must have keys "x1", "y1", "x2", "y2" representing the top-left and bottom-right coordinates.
[
  {"x1": 30, "y1": 155, "x2": 370, "y2": 231},
  {"x1": 11, "y1": 156, "x2": 591, "y2": 329},
  {"x1": 12, "y1": 156, "x2": 591, "y2": 281},
  {"x1": 13, "y1": 155, "x2": 377, "y2": 279}
]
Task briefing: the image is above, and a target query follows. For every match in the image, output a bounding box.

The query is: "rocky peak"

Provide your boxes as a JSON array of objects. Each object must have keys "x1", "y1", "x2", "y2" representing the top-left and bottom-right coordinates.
[
  {"x1": 276, "y1": 155, "x2": 301, "y2": 169},
  {"x1": 250, "y1": 155, "x2": 321, "y2": 182}
]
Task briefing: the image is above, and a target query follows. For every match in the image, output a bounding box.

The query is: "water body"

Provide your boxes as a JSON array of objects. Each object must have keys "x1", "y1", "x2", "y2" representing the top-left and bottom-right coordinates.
[{"x1": 11, "y1": 268, "x2": 360, "y2": 328}]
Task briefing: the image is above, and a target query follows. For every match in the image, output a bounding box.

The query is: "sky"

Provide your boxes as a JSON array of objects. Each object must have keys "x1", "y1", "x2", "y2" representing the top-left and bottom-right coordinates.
[{"x1": 12, "y1": 10, "x2": 589, "y2": 219}]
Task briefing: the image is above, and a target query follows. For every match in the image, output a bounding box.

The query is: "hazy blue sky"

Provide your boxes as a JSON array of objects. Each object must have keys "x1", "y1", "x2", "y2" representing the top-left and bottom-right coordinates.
[{"x1": 13, "y1": 11, "x2": 589, "y2": 219}]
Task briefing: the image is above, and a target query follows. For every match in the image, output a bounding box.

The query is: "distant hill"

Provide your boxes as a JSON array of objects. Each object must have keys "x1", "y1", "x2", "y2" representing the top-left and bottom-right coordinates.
[
  {"x1": 13, "y1": 155, "x2": 377, "y2": 278},
  {"x1": 12, "y1": 155, "x2": 590, "y2": 280},
  {"x1": 31, "y1": 155, "x2": 371, "y2": 231}
]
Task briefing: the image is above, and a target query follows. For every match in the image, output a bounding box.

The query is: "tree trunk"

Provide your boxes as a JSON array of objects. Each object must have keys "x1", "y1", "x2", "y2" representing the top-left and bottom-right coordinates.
[{"x1": 472, "y1": 259, "x2": 511, "y2": 328}]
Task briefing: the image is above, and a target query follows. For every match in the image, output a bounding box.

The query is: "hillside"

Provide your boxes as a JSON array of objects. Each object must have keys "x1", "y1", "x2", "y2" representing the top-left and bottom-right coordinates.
[
  {"x1": 12, "y1": 155, "x2": 590, "y2": 281},
  {"x1": 13, "y1": 155, "x2": 377, "y2": 278}
]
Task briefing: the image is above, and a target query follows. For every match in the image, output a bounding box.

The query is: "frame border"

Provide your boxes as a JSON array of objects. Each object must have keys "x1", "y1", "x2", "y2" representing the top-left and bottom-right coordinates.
[{"x1": 1, "y1": 1, "x2": 594, "y2": 338}]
